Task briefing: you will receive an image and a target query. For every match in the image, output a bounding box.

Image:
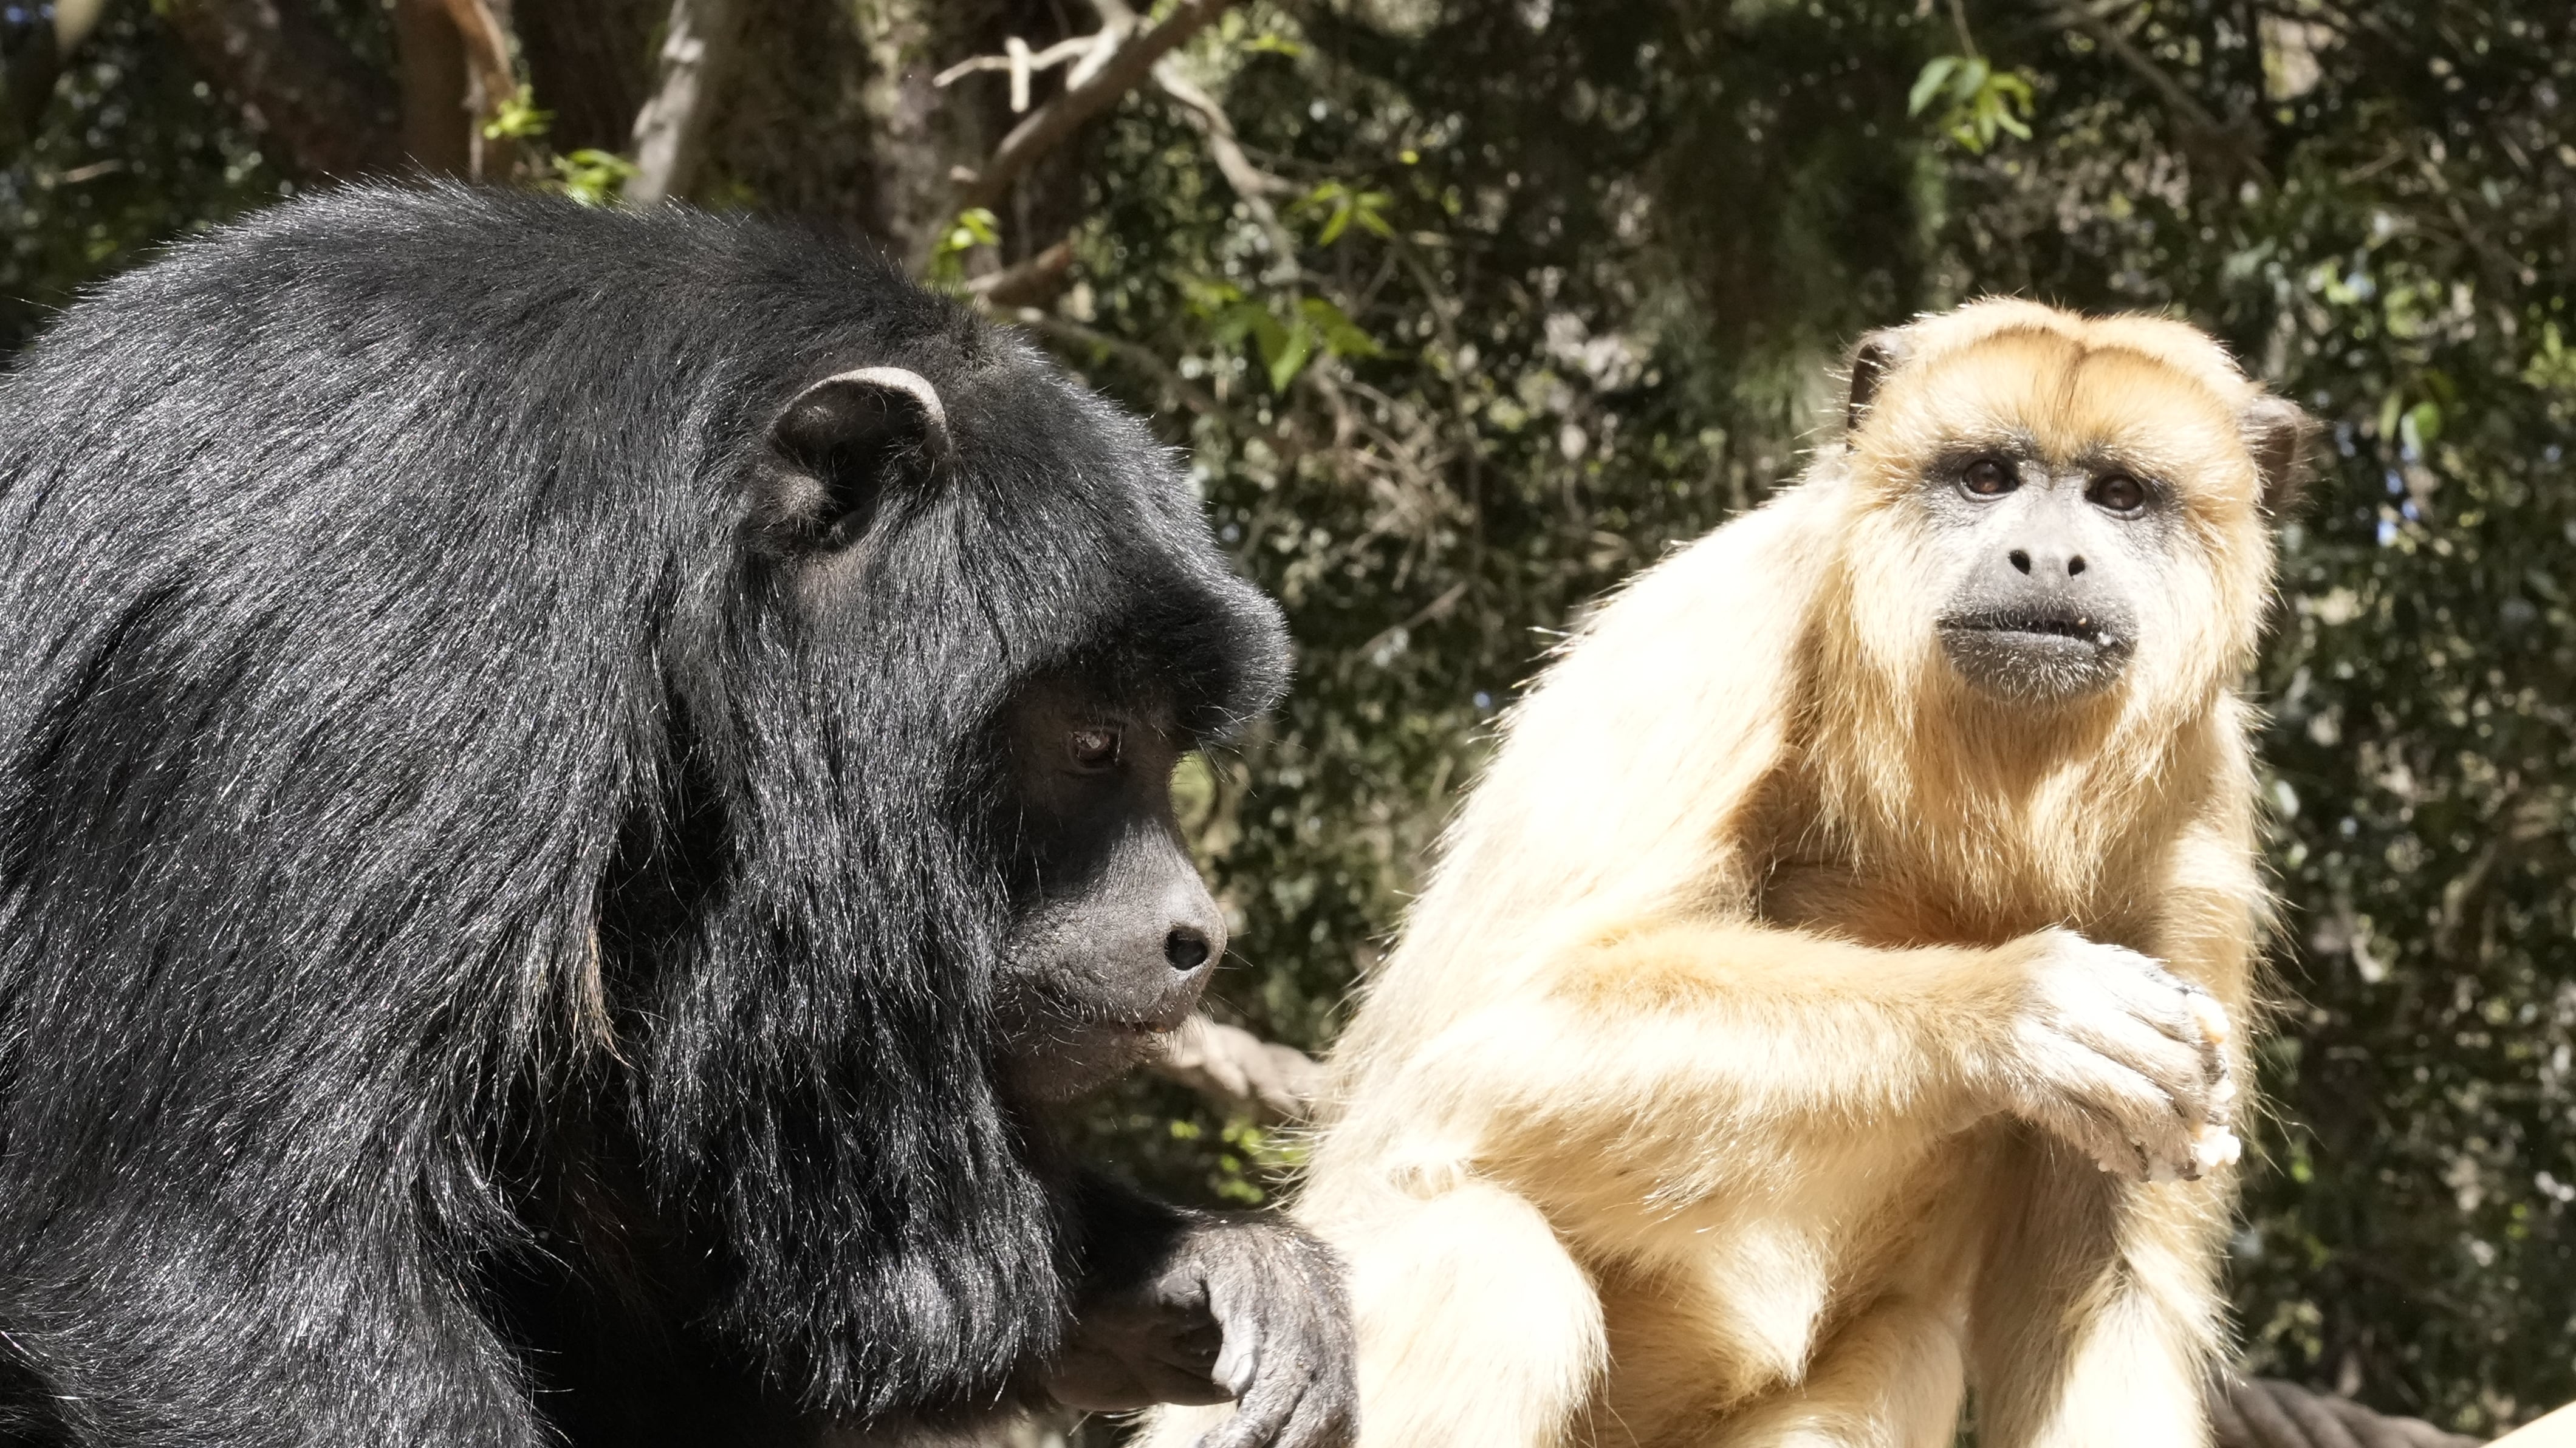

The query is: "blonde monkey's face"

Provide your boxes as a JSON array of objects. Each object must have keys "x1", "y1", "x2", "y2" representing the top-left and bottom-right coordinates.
[{"x1": 1840, "y1": 305, "x2": 2298, "y2": 713}]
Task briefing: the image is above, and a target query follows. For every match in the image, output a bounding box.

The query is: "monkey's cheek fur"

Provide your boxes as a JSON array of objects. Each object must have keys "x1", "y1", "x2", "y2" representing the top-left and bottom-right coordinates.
[{"x1": 1937, "y1": 622, "x2": 2134, "y2": 702}]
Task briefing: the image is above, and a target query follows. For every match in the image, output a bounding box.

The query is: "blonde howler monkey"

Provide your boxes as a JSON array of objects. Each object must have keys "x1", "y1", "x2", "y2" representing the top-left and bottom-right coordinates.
[{"x1": 1147, "y1": 299, "x2": 2311, "y2": 1448}]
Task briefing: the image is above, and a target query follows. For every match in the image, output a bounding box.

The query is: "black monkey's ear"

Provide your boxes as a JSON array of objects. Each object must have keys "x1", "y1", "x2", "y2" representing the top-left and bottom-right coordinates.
[
  {"x1": 1845, "y1": 329, "x2": 1908, "y2": 433},
  {"x1": 755, "y1": 366, "x2": 951, "y2": 551},
  {"x1": 2239, "y1": 392, "x2": 2315, "y2": 517}
]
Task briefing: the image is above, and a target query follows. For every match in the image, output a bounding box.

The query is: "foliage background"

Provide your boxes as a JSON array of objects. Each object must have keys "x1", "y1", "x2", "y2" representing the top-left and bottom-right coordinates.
[{"x1": 4, "y1": 0, "x2": 2571, "y2": 1434}]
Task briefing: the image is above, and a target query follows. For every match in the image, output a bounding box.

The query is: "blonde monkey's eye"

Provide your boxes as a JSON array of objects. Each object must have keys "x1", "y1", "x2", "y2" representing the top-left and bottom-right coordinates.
[
  {"x1": 1961, "y1": 457, "x2": 2017, "y2": 497},
  {"x1": 2089, "y1": 473, "x2": 2147, "y2": 514},
  {"x1": 1067, "y1": 726, "x2": 1120, "y2": 771}
]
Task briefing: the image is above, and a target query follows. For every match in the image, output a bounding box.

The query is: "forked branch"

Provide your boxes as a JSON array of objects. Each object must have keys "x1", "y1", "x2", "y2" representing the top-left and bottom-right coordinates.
[{"x1": 948, "y1": 0, "x2": 1239, "y2": 213}]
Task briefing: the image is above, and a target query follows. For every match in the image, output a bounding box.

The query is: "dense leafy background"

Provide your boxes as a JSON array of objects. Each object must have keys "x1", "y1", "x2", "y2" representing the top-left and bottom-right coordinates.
[{"x1": 4, "y1": 0, "x2": 2570, "y2": 1433}]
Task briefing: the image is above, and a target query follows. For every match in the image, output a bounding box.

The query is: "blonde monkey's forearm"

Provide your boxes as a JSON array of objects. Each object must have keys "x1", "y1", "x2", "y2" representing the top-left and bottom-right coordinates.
[
  {"x1": 1369, "y1": 918, "x2": 2232, "y2": 1191},
  {"x1": 1369, "y1": 921, "x2": 2027, "y2": 1186}
]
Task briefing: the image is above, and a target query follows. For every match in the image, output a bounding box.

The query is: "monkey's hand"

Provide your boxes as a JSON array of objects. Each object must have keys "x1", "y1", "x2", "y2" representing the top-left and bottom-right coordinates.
[
  {"x1": 1984, "y1": 929, "x2": 2239, "y2": 1182},
  {"x1": 1050, "y1": 1211, "x2": 1357, "y2": 1448}
]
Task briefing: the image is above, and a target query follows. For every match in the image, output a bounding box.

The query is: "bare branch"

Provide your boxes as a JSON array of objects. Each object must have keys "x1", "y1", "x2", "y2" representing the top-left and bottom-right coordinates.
[
  {"x1": 1149, "y1": 1016, "x2": 1323, "y2": 1124},
  {"x1": 628, "y1": 0, "x2": 739, "y2": 207},
  {"x1": 965, "y1": 237, "x2": 1077, "y2": 307},
  {"x1": 438, "y1": 0, "x2": 518, "y2": 177},
  {"x1": 2048, "y1": 2, "x2": 2271, "y2": 184},
  {"x1": 393, "y1": 0, "x2": 468, "y2": 174},
  {"x1": 163, "y1": 0, "x2": 402, "y2": 177},
  {"x1": 1153, "y1": 60, "x2": 1301, "y2": 284},
  {"x1": 933, "y1": 35, "x2": 1096, "y2": 98},
  {"x1": 992, "y1": 304, "x2": 1221, "y2": 418},
  {"x1": 1152, "y1": 61, "x2": 1292, "y2": 200},
  {"x1": 951, "y1": 0, "x2": 1238, "y2": 213}
]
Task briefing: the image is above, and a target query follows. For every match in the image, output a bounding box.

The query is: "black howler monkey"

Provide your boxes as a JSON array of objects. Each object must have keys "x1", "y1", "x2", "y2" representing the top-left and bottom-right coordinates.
[{"x1": 0, "y1": 186, "x2": 1352, "y2": 1448}]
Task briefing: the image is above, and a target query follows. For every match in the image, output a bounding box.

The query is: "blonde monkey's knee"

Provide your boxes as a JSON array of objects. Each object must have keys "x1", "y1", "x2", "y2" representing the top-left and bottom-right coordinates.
[{"x1": 1350, "y1": 1179, "x2": 1605, "y2": 1448}]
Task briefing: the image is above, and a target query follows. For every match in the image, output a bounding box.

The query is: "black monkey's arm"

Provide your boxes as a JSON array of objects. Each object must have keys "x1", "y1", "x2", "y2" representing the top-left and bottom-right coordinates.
[{"x1": 1052, "y1": 1175, "x2": 1355, "y2": 1448}]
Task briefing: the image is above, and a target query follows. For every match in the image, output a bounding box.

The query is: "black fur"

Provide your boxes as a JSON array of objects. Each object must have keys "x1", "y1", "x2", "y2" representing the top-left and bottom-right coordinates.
[{"x1": 0, "y1": 186, "x2": 1287, "y2": 1446}]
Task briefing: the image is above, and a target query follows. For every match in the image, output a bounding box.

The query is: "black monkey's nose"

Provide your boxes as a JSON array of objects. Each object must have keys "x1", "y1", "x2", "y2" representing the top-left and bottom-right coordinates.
[{"x1": 1164, "y1": 926, "x2": 1212, "y2": 972}]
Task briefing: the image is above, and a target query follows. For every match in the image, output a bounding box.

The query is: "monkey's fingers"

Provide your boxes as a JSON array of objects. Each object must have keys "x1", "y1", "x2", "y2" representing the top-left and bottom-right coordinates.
[
  {"x1": 2183, "y1": 988, "x2": 2234, "y2": 1045},
  {"x1": 1190, "y1": 1358, "x2": 1309, "y2": 1448},
  {"x1": 2190, "y1": 1121, "x2": 2244, "y2": 1173},
  {"x1": 1268, "y1": 1370, "x2": 1358, "y2": 1448},
  {"x1": 2020, "y1": 1022, "x2": 2209, "y2": 1134},
  {"x1": 2055, "y1": 1013, "x2": 2215, "y2": 1125},
  {"x1": 2016, "y1": 1046, "x2": 2202, "y2": 1180}
]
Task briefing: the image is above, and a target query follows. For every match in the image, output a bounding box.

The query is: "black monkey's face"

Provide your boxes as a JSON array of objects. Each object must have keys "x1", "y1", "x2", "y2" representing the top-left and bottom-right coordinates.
[
  {"x1": 741, "y1": 357, "x2": 1282, "y2": 1108},
  {"x1": 992, "y1": 675, "x2": 1225, "y2": 1104}
]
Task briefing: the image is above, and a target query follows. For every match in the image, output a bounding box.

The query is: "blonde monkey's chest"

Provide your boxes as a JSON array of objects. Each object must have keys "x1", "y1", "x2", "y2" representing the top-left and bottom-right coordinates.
[{"x1": 1756, "y1": 851, "x2": 2151, "y2": 954}]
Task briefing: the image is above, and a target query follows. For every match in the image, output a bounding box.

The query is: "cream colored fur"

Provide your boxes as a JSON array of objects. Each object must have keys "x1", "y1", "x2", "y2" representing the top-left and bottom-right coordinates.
[{"x1": 1145, "y1": 300, "x2": 2291, "y2": 1448}]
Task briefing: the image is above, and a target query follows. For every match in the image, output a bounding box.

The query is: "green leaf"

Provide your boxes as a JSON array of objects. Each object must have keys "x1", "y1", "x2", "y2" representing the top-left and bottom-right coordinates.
[
  {"x1": 482, "y1": 84, "x2": 552, "y2": 141},
  {"x1": 1183, "y1": 276, "x2": 1246, "y2": 314},
  {"x1": 549, "y1": 148, "x2": 638, "y2": 207},
  {"x1": 1908, "y1": 56, "x2": 1962, "y2": 117},
  {"x1": 1300, "y1": 296, "x2": 1382, "y2": 358},
  {"x1": 1263, "y1": 317, "x2": 1315, "y2": 392},
  {"x1": 1318, "y1": 197, "x2": 1354, "y2": 247},
  {"x1": 2402, "y1": 400, "x2": 2444, "y2": 454}
]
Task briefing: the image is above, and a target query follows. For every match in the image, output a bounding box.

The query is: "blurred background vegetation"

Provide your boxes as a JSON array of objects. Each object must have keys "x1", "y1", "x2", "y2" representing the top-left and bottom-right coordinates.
[{"x1": 4, "y1": 0, "x2": 2571, "y2": 1435}]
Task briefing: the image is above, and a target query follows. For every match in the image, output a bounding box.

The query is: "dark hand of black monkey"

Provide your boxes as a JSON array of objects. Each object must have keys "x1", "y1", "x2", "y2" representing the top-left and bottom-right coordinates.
[{"x1": 1052, "y1": 1180, "x2": 1356, "y2": 1448}]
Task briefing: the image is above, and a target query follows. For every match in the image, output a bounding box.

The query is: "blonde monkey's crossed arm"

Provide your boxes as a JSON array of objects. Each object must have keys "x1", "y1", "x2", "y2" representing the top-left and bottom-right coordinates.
[{"x1": 1389, "y1": 920, "x2": 2237, "y2": 1190}]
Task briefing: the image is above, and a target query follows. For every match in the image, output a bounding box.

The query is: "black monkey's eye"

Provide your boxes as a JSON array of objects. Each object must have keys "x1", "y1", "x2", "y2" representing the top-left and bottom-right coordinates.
[
  {"x1": 1066, "y1": 726, "x2": 1120, "y2": 771},
  {"x1": 2089, "y1": 473, "x2": 2147, "y2": 514},
  {"x1": 1961, "y1": 457, "x2": 2017, "y2": 497}
]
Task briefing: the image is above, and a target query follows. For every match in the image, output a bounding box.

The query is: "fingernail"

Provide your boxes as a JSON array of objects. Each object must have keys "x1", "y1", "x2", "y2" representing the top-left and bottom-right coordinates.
[{"x1": 1214, "y1": 1332, "x2": 1261, "y2": 1397}]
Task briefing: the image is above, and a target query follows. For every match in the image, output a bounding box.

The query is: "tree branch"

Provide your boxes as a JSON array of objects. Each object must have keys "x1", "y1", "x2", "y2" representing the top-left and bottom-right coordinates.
[
  {"x1": 950, "y1": 0, "x2": 1237, "y2": 213},
  {"x1": 1149, "y1": 1016, "x2": 1323, "y2": 1124},
  {"x1": 163, "y1": 0, "x2": 402, "y2": 177},
  {"x1": 992, "y1": 303, "x2": 1221, "y2": 418},
  {"x1": 965, "y1": 236, "x2": 1077, "y2": 307},
  {"x1": 1151, "y1": 60, "x2": 1290, "y2": 200},
  {"x1": 627, "y1": 0, "x2": 738, "y2": 206},
  {"x1": 2048, "y1": 2, "x2": 2271, "y2": 184},
  {"x1": 438, "y1": 0, "x2": 518, "y2": 178},
  {"x1": 1153, "y1": 58, "x2": 1298, "y2": 278},
  {"x1": 393, "y1": 0, "x2": 468, "y2": 174}
]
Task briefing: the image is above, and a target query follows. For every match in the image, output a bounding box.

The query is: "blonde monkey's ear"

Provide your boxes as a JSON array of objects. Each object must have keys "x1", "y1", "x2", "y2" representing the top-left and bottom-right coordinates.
[
  {"x1": 2239, "y1": 391, "x2": 2317, "y2": 517},
  {"x1": 1843, "y1": 328, "x2": 1910, "y2": 433}
]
